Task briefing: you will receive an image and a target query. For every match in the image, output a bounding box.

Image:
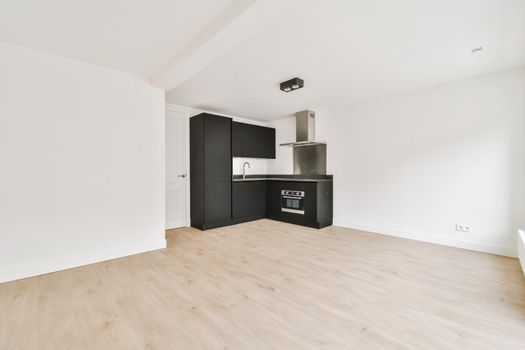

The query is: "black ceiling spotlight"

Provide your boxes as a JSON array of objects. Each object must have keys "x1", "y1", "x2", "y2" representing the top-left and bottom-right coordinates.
[{"x1": 280, "y1": 77, "x2": 304, "y2": 92}]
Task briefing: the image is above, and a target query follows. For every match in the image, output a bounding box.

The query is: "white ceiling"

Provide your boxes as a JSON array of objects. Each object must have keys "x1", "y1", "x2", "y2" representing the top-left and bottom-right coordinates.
[
  {"x1": 1, "y1": 0, "x2": 524, "y2": 121},
  {"x1": 167, "y1": 0, "x2": 525, "y2": 121},
  {"x1": 0, "y1": 0, "x2": 253, "y2": 77}
]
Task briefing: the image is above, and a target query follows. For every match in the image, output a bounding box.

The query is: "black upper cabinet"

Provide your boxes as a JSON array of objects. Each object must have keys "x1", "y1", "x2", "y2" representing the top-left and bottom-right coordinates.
[
  {"x1": 190, "y1": 113, "x2": 232, "y2": 230},
  {"x1": 258, "y1": 126, "x2": 276, "y2": 158},
  {"x1": 231, "y1": 122, "x2": 246, "y2": 158},
  {"x1": 232, "y1": 122, "x2": 275, "y2": 159}
]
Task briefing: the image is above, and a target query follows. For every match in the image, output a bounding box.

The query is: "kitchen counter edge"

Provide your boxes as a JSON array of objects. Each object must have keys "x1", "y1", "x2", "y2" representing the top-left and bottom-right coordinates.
[{"x1": 232, "y1": 175, "x2": 333, "y2": 183}]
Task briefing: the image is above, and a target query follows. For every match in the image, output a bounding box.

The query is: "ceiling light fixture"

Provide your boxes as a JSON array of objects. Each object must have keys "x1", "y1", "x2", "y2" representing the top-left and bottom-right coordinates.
[{"x1": 280, "y1": 77, "x2": 304, "y2": 92}]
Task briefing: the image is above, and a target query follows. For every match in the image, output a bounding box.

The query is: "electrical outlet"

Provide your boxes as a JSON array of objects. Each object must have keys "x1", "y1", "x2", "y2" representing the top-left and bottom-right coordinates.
[{"x1": 456, "y1": 224, "x2": 471, "y2": 232}]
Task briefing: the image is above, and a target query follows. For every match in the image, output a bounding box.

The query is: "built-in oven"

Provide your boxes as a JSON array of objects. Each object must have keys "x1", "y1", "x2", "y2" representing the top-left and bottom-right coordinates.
[{"x1": 281, "y1": 190, "x2": 305, "y2": 215}]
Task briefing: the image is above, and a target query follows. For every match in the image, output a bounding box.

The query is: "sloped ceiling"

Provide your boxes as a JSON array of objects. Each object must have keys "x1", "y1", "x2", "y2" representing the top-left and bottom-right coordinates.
[
  {"x1": 0, "y1": 0, "x2": 254, "y2": 77},
  {"x1": 167, "y1": 0, "x2": 525, "y2": 120}
]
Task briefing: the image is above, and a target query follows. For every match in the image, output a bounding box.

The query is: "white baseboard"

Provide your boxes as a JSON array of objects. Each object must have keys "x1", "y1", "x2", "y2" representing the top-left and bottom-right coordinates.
[
  {"x1": 333, "y1": 219, "x2": 517, "y2": 258},
  {"x1": 0, "y1": 238, "x2": 166, "y2": 284},
  {"x1": 518, "y1": 230, "x2": 525, "y2": 277},
  {"x1": 166, "y1": 219, "x2": 187, "y2": 230}
]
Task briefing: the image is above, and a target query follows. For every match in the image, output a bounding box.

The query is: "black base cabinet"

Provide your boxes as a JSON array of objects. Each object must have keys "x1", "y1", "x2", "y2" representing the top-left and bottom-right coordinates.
[
  {"x1": 231, "y1": 179, "x2": 333, "y2": 229},
  {"x1": 232, "y1": 181, "x2": 266, "y2": 223},
  {"x1": 267, "y1": 181, "x2": 333, "y2": 229}
]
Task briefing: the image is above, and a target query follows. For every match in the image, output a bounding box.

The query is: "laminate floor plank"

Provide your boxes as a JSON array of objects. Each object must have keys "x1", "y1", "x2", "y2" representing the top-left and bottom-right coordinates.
[{"x1": 0, "y1": 219, "x2": 524, "y2": 349}]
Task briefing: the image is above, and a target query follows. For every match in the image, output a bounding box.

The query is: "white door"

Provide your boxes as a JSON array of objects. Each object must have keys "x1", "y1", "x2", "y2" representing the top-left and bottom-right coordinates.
[{"x1": 166, "y1": 106, "x2": 188, "y2": 229}]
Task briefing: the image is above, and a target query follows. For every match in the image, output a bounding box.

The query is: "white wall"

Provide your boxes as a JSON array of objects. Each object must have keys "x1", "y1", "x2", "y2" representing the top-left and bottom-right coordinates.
[
  {"x1": 270, "y1": 67, "x2": 525, "y2": 257},
  {"x1": 232, "y1": 157, "x2": 267, "y2": 175},
  {"x1": 0, "y1": 43, "x2": 166, "y2": 283}
]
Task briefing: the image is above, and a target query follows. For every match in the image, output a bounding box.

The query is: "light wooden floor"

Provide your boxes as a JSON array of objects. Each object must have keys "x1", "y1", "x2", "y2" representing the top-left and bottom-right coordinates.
[{"x1": 1, "y1": 219, "x2": 524, "y2": 349}]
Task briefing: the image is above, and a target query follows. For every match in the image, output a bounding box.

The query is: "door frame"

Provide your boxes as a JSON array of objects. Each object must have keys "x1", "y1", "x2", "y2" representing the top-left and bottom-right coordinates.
[{"x1": 166, "y1": 103, "x2": 191, "y2": 227}]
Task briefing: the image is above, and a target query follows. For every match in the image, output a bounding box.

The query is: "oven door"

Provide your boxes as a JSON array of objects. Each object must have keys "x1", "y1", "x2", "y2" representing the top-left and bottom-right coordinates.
[{"x1": 281, "y1": 191, "x2": 305, "y2": 215}]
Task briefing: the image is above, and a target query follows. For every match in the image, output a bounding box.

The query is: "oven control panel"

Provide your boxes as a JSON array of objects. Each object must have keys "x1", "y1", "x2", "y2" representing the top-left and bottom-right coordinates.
[{"x1": 281, "y1": 190, "x2": 305, "y2": 197}]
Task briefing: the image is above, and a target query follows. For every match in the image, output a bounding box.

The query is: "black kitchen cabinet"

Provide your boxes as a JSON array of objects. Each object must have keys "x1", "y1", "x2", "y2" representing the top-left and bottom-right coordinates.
[
  {"x1": 251, "y1": 181, "x2": 266, "y2": 216},
  {"x1": 266, "y1": 180, "x2": 332, "y2": 229},
  {"x1": 190, "y1": 113, "x2": 332, "y2": 230},
  {"x1": 266, "y1": 181, "x2": 281, "y2": 219},
  {"x1": 232, "y1": 122, "x2": 275, "y2": 158},
  {"x1": 232, "y1": 183, "x2": 250, "y2": 220},
  {"x1": 260, "y1": 126, "x2": 276, "y2": 158},
  {"x1": 190, "y1": 113, "x2": 232, "y2": 230},
  {"x1": 232, "y1": 181, "x2": 266, "y2": 222},
  {"x1": 231, "y1": 122, "x2": 246, "y2": 157}
]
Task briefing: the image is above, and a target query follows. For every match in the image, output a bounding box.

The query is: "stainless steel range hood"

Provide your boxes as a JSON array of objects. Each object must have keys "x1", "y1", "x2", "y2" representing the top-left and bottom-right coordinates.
[{"x1": 279, "y1": 110, "x2": 326, "y2": 147}]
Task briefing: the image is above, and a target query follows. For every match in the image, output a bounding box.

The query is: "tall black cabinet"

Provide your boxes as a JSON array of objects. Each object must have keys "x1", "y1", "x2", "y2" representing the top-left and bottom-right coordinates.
[{"x1": 190, "y1": 113, "x2": 232, "y2": 230}]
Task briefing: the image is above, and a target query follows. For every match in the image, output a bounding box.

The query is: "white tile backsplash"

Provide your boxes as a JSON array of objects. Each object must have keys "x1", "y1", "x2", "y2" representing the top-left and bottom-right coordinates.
[{"x1": 232, "y1": 158, "x2": 267, "y2": 175}]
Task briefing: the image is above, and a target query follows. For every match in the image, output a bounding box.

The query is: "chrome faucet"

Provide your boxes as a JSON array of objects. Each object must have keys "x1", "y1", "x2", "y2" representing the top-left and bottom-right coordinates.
[{"x1": 242, "y1": 161, "x2": 251, "y2": 180}]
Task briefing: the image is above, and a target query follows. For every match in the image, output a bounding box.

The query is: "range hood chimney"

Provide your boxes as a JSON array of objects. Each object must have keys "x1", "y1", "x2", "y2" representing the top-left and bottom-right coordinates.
[{"x1": 279, "y1": 110, "x2": 326, "y2": 147}]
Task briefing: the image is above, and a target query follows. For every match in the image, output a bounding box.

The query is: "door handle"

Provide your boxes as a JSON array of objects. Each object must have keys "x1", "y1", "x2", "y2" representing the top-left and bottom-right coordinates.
[{"x1": 177, "y1": 174, "x2": 187, "y2": 178}]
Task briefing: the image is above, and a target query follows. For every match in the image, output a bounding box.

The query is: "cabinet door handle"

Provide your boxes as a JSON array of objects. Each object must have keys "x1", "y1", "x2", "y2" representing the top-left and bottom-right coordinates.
[{"x1": 177, "y1": 174, "x2": 187, "y2": 178}]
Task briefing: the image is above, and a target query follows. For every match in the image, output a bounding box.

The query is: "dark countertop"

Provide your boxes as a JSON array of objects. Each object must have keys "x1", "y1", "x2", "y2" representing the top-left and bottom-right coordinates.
[{"x1": 232, "y1": 174, "x2": 333, "y2": 182}]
